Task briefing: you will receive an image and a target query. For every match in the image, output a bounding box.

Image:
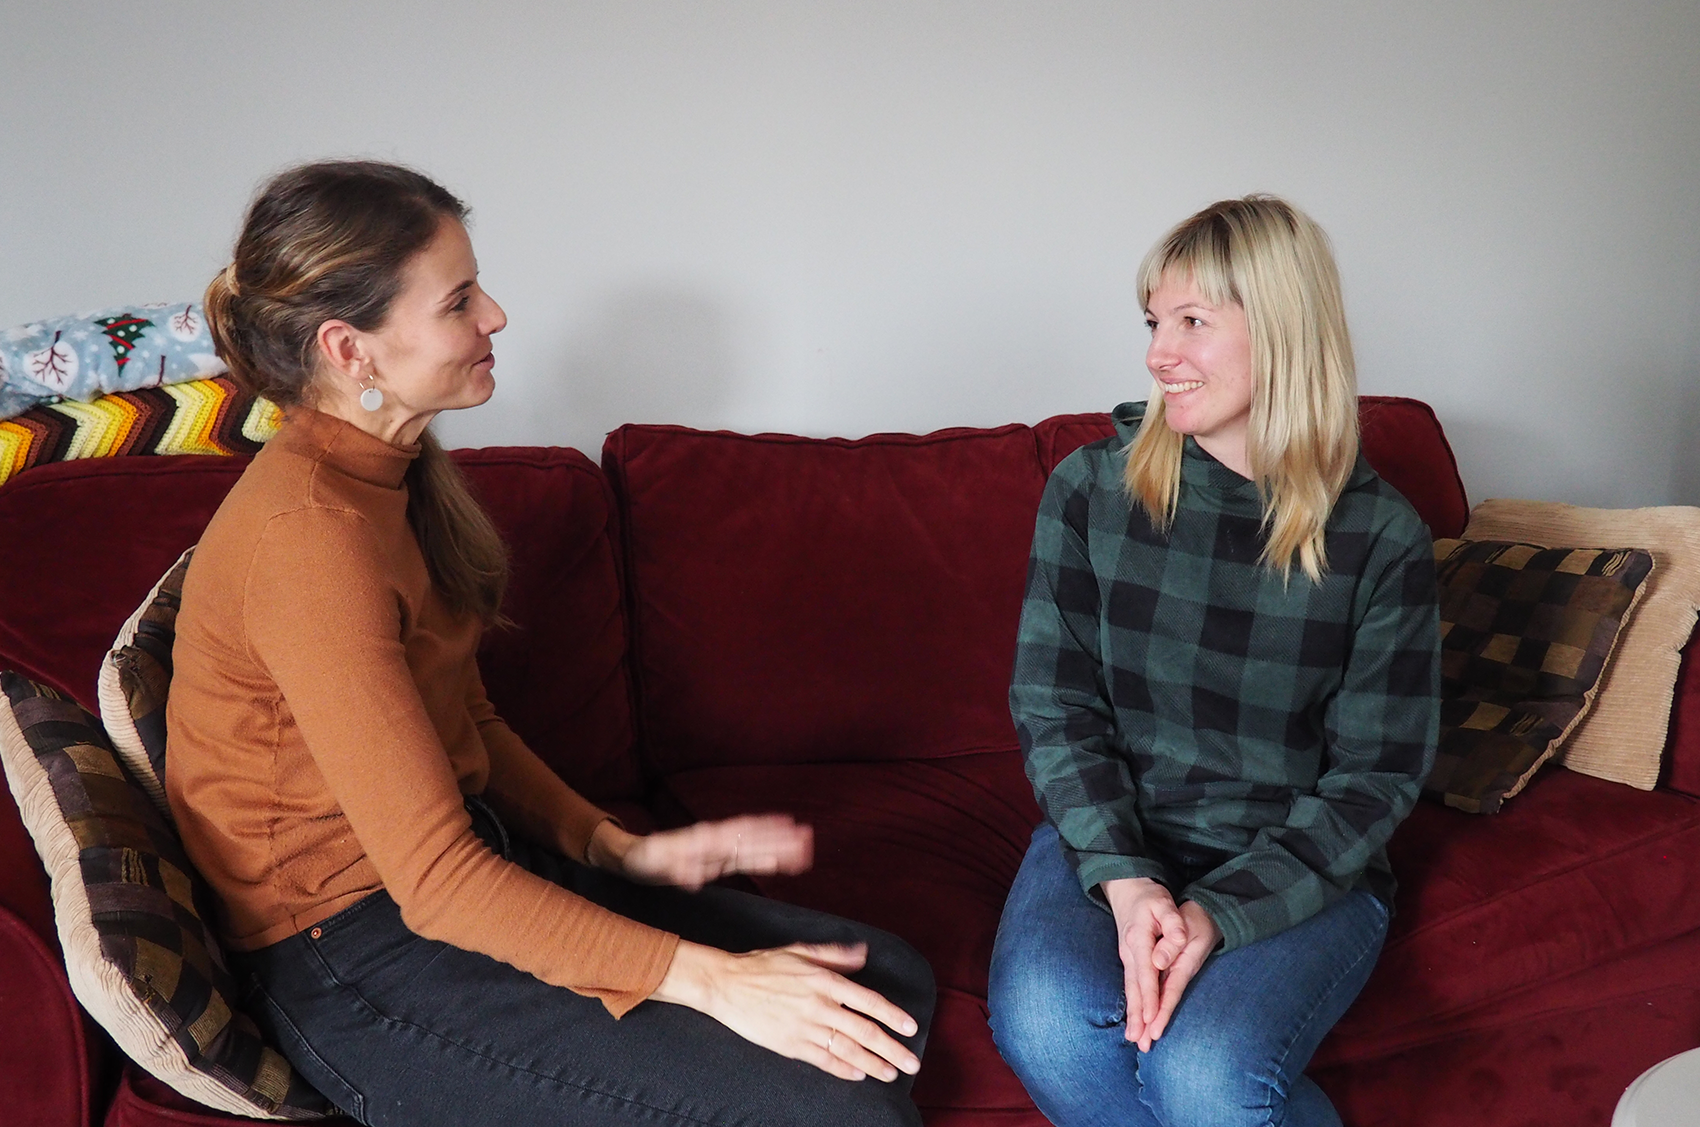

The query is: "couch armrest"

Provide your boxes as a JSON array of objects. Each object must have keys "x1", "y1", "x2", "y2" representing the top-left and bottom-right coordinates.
[
  {"x1": 0, "y1": 905, "x2": 91, "y2": 1126},
  {"x1": 1662, "y1": 626, "x2": 1700, "y2": 798}
]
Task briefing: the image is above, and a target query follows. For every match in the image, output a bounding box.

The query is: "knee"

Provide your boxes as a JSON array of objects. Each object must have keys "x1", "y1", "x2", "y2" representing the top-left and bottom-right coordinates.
[
  {"x1": 873, "y1": 928, "x2": 935, "y2": 999},
  {"x1": 987, "y1": 946, "x2": 1120, "y2": 1082},
  {"x1": 861, "y1": 928, "x2": 936, "y2": 1029},
  {"x1": 1136, "y1": 1033, "x2": 1288, "y2": 1127}
]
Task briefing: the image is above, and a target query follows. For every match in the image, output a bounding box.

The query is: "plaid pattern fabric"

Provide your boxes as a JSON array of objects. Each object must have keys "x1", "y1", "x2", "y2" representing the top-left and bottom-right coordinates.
[
  {"x1": 1427, "y1": 539, "x2": 1654, "y2": 813},
  {"x1": 0, "y1": 376, "x2": 278, "y2": 488},
  {"x1": 0, "y1": 672, "x2": 334, "y2": 1118},
  {"x1": 1011, "y1": 402, "x2": 1440, "y2": 953}
]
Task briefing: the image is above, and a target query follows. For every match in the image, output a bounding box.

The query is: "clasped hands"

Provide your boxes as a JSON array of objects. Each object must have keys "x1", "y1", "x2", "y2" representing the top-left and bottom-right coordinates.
[
  {"x1": 590, "y1": 814, "x2": 922, "y2": 1084},
  {"x1": 1100, "y1": 876, "x2": 1221, "y2": 1052}
]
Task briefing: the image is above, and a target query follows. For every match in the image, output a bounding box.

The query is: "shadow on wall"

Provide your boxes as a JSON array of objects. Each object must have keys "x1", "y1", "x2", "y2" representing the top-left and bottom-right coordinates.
[
  {"x1": 1446, "y1": 402, "x2": 1700, "y2": 511},
  {"x1": 544, "y1": 289, "x2": 741, "y2": 451}
]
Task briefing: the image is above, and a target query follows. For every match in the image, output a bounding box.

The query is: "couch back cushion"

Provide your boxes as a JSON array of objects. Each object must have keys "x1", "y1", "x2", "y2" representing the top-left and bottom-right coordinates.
[
  {"x1": 464, "y1": 449, "x2": 643, "y2": 803},
  {"x1": 610, "y1": 398, "x2": 1471, "y2": 778},
  {"x1": 603, "y1": 424, "x2": 1050, "y2": 775},
  {"x1": 0, "y1": 448, "x2": 642, "y2": 806}
]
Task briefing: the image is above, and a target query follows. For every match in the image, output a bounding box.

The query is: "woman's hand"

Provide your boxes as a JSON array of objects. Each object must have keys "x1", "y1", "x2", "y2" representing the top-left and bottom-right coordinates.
[
  {"x1": 1143, "y1": 898, "x2": 1219, "y2": 1045},
  {"x1": 651, "y1": 940, "x2": 921, "y2": 1082},
  {"x1": 588, "y1": 815, "x2": 813, "y2": 891},
  {"x1": 1100, "y1": 876, "x2": 1190, "y2": 1051}
]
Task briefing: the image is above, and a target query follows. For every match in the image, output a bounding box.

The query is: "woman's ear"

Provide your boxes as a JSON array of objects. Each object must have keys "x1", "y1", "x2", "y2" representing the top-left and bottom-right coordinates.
[{"x1": 315, "y1": 319, "x2": 366, "y2": 384}]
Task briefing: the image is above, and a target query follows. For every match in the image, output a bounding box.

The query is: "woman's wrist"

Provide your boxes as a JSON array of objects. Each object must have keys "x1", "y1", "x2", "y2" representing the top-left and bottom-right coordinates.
[
  {"x1": 649, "y1": 939, "x2": 723, "y2": 1011},
  {"x1": 586, "y1": 819, "x2": 637, "y2": 874},
  {"x1": 1100, "y1": 875, "x2": 1164, "y2": 914}
]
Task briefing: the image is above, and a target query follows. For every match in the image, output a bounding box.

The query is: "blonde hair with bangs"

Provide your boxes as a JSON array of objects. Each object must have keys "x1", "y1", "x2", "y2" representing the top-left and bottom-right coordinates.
[{"x1": 1125, "y1": 194, "x2": 1359, "y2": 583}]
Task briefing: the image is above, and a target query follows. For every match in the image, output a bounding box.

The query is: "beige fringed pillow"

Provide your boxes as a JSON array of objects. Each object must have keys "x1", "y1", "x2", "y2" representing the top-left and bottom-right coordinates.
[
  {"x1": 97, "y1": 547, "x2": 194, "y2": 823},
  {"x1": 1463, "y1": 499, "x2": 1700, "y2": 789}
]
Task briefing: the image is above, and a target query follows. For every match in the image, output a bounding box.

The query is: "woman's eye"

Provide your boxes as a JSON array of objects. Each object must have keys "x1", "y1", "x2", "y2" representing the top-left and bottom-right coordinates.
[
  {"x1": 1144, "y1": 319, "x2": 1157, "y2": 332},
  {"x1": 451, "y1": 295, "x2": 471, "y2": 312},
  {"x1": 1184, "y1": 316, "x2": 1202, "y2": 328}
]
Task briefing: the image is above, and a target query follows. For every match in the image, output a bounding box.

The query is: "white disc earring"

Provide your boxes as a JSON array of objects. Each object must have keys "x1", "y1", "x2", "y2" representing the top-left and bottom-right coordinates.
[{"x1": 359, "y1": 376, "x2": 384, "y2": 412}]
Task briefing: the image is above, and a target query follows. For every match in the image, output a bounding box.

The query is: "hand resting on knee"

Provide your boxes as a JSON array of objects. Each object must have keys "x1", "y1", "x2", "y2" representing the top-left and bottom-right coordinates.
[{"x1": 1101, "y1": 877, "x2": 1222, "y2": 1052}]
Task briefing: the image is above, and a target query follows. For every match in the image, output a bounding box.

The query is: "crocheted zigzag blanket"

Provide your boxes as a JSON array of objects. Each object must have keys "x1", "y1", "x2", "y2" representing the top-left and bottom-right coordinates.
[{"x1": 0, "y1": 377, "x2": 280, "y2": 489}]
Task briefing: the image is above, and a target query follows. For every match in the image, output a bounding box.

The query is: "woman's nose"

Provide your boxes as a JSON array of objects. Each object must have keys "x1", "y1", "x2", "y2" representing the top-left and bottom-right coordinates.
[
  {"x1": 483, "y1": 295, "x2": 509, "y2": 335},
  {"x1": 1147, "y1": 330, "x2": 1179, "y2": 371}
]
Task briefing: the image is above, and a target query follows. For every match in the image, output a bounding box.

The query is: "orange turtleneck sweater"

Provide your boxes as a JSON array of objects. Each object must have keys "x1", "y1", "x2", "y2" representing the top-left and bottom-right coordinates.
[{"x1": 166, "y1": 408, "x2": 677, "y2": 1017}]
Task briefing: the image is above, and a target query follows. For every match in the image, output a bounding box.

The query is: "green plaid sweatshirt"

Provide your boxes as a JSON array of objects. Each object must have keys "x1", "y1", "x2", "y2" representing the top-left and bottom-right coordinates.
[{"x1": 1011, "y1": 402, "x2": 1440, "y2": 952}]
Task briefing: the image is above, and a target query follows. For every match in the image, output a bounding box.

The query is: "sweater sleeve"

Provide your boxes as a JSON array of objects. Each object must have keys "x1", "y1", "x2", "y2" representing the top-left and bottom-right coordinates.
[
  {"x1": 466, "y1": 672, "x2": 618, "y2": 862},
  {"x1": 243, "y1": 507, "x2": 678, "y2": 1017},
  {"x1": 1182, "y1": 528, "x2": 1441, "y2": 952},
  {"x1": 1010, "y1": 462, "x2": 1170, "y2": 897}
]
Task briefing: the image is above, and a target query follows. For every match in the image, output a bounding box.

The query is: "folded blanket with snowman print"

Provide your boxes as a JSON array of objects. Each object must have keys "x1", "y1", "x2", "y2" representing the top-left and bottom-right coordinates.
[{"x1": 0, "y1": 303, "x2": 227, "y2": 420}]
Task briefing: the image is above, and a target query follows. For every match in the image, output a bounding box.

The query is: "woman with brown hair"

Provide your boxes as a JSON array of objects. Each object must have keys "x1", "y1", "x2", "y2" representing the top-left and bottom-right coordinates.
[{"x1": 169, "y1": 160, "x2": 932, "y2": 1127}]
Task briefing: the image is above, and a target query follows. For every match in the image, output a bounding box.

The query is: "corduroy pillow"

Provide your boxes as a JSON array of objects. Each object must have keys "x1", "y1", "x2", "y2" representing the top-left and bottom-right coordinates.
[
  {"x1": 97, "y1": 547, "x2": 193, "y2": 822},
  {"x1": 0, "y1": 671, "x2": 334, "y2": 1119},
  {"x1": 1425, "y1": 539, "x2": 1653, "y2": 813},
  {"x1": 1463, "y1": 499, "x2": 1700, "y2": 789}
]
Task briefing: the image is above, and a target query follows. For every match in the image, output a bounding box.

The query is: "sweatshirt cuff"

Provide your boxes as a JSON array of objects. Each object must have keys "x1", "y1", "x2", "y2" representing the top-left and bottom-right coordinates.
[
  {"x1": 1180, "y1": 888, "x2": 1257, "y2": 953},
  {"x1": 1073, "y1": 852, "x2": 1171, "y2": 908}
]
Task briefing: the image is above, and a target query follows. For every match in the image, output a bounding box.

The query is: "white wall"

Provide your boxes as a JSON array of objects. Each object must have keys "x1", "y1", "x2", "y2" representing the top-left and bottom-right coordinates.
[{"x1": 3, "y1": 0, "x2": 1696, "y2": 506}]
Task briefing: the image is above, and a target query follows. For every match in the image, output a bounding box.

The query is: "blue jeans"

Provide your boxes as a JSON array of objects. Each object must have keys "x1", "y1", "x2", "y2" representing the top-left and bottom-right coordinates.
[
  {"x1": 988, "y1": 824, "x2": 1387, "y2": 1127},
  {"x1": 232, "y1": 797, "x2": 934, "y2": 1127}
]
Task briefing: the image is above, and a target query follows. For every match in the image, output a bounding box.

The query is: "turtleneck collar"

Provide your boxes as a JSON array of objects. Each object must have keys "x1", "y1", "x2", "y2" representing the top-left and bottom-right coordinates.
[
  {"x1": 1180, "y1": 435, "x2": 1262, "y2": 503},
  {"x1": 273, "y1": 407, "x2": 420, "y2": 490},
  {"x1": 1112, "y1": 400, "x2": 1260, "y2": 506}
]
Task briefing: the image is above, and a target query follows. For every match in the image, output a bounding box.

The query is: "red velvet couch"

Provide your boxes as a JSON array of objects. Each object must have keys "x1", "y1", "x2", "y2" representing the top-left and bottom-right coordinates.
[{"x1": 2, "y1": 397, "x2": 1698, "y2": 1127}]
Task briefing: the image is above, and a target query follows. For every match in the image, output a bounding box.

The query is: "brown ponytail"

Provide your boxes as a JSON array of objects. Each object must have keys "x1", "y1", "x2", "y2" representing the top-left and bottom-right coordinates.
[
  {"x1": 205, "y1": 161, "x2": 509, "y2": 623},
  {"x1": 407, "y1": 432, "x2": 509, "y2": 624}
]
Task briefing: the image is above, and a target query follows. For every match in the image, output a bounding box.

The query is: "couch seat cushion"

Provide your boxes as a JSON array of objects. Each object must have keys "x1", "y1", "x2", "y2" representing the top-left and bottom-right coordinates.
[
  {"x1": 106, "y1": 1066, "x2": 359, "y2": 1126},
  {"x1": 662, "y1": 748, "x2": 1700, "y2": 1096},
  {"x1": 659, "y1": 752, "x2": 1041, "y2": 1113},
  {"x1": 1330, "y1": 768, "x2": 1700, "y2": 1055}
]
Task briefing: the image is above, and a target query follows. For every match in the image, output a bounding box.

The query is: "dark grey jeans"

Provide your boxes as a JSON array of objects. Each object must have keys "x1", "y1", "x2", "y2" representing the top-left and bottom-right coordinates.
[{"x1": 233, "y1": 797, "x2": 934, "y2": 1127}]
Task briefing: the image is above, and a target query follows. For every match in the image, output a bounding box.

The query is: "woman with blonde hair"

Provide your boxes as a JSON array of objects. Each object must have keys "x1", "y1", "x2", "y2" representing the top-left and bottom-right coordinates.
[
  {"x1": 988, "y1": 195, "x2": 1439, "y2": 1126},
  {"x1": 170, "y1": 160, "x2": 932, "y2": 1126}
]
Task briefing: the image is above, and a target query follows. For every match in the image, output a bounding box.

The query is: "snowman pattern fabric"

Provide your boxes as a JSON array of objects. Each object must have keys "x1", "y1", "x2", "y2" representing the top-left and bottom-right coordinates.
[{"x1": 0, "y1": 302, "x2": 226, "y2": 420}]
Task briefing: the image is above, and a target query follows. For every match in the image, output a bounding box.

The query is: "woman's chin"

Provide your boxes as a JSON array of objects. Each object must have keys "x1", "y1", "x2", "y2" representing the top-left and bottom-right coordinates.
[
  {"x1": 1163, "y1": 414, "x2": 1201, "y2": 437},
  {"x1": 458, "y1": 371, "x2": 497, "y2": 409}
]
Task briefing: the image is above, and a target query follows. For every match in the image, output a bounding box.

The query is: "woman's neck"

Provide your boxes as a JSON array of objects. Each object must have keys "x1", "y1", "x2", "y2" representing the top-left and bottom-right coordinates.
[
  {"x1": 1192, "y1": 431, "x2": 1252, "y2": 480},
  {"x1": 311, "y1": 388, "x2": 436, "y2": 448}
]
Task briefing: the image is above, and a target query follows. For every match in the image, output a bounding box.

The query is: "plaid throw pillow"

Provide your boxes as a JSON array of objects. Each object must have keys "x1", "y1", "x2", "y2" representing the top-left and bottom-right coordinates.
[
  {"x1": 0, "y1": 672, "x2": 335, "y2": 1119},
  {"x1": 1426, "y1": 539, "x2": 1654, "y2": 813},
  {"x1": 97, "y1": 547, "x2": 194, "y2": 821}
]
